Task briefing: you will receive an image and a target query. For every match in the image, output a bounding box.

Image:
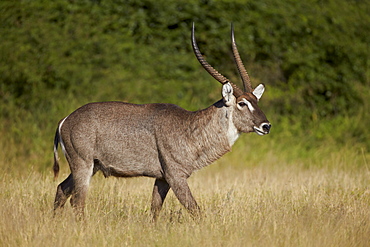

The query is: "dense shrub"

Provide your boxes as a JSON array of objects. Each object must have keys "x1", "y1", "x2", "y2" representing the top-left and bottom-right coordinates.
[
  {"x1": 1, "y1": 0, "x2": 368, "y2": 110},
  {"x1": 0, "y1": 0, "x2": 369, "y2": 163}
]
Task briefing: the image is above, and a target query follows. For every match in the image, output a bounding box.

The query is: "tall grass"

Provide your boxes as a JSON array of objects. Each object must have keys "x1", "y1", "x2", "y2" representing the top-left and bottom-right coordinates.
[
  {"x1": 1, "y1": 78, "x2": 368, "y2": 246},
  {"x1": 1, "y1": 87, "x2": 369, "y2": 246},
  {"x1": 0, "y1": 141, "x2": 369, "y2": 247},
  {"x1": 1, "y1": 1, "x2": 369, "y2": 245}
]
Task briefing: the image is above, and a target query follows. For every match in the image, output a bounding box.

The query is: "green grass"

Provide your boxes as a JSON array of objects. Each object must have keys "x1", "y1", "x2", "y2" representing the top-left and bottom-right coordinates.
[{"x1": 0, "y1": 140, "x2": 369, "y2": 247}]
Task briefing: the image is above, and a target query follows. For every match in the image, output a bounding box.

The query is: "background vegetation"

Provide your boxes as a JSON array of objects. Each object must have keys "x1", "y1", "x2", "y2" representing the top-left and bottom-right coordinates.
[{"x1": 0, "y1": 0, "x2": 369, "y2": 246}]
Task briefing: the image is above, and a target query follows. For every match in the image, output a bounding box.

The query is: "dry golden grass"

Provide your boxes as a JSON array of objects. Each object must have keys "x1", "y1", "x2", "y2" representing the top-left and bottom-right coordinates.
[{"x1": 0, "y1": 146, "x2": 369, "y2": 247}]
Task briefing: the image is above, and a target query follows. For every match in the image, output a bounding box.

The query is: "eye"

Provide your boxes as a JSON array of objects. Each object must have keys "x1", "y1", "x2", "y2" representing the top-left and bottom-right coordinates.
[
  {"x1": 238, "y1": 102, "x2": 247, "y2": 107},
  {"x1": 238, "y1": 100, "x2": 255, "y2": 112}
]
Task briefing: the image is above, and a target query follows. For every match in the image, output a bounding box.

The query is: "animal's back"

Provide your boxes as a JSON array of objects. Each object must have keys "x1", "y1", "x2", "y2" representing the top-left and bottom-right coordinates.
[{"x1": 58, "y1": 101, "x2": 193, "y2": 178}]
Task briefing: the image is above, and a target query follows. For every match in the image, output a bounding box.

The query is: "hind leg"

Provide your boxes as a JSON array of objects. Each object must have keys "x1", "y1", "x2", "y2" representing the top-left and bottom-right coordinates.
[
  {"x1": 151, "y1": 179, "x2": 170, "y2": 221},
  {"x1": 69, "y1": 165, "x2": 93, "y2": 218},
  {"x1": 54, "y1": 174, "x2": 74, "y2": 212}
]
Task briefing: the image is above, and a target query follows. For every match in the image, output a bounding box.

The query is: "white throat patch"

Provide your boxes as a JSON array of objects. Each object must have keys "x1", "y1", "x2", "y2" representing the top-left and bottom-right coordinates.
[{"x1": 226, "y1": 110, "x2": 240, "y2": 146}]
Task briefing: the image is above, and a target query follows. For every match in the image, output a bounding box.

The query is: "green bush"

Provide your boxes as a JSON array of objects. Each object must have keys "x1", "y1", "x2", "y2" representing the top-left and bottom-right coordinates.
[{"x1": 0, "y1": 0, "x2": 369, "y2": 172}]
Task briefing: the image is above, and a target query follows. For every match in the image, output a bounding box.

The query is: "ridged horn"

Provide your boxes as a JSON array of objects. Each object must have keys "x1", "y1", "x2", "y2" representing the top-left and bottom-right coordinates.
[
  {"x1": 231, "y1": 24, "x2": 253, "y2": 92},
  {"x1": 191, "y1": 23, "x2": 244, "y2": 98}
]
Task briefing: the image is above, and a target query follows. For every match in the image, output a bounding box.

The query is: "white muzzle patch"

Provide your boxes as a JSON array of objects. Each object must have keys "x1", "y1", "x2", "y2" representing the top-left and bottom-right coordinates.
[{"x1": 253, "y1": 123, "x2": 271, "y2": 136}]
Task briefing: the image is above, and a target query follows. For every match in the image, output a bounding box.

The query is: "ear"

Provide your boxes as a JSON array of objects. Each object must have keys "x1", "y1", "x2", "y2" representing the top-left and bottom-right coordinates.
[
  {"x1": 252, "y1": 84, "x2": 265, "y2": 101},
  {"x1": 222, "y1": 83, "x2": 235, "y2": 106}
]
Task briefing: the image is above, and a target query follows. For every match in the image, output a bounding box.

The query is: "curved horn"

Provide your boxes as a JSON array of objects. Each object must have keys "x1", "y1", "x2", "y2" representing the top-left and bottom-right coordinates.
[
  {"x1": 191, "y1": 23, "x2": 243, "y2": 97},
  {"x1": 231, "y1": 24, "x2": 253, "y2": 92}
]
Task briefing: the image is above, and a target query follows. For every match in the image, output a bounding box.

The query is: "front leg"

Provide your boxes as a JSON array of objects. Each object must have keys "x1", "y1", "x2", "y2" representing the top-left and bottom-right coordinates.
[
  {"x1": 165, "y1": 175, "x2": 201, "y2": 219},
  {"x1": 151, "y1": 178, "x2": 170, "y2": 221}
]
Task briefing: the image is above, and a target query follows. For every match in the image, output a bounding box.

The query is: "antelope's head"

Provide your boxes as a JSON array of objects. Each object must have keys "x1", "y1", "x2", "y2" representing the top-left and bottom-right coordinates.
[{"x1": 192, "y1": 23, "x2": 271, "y2": 136}]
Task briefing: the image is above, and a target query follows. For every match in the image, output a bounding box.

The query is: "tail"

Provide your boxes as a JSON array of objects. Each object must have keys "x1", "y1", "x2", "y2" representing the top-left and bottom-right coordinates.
[{"x1": 53, "y1": 127, "x2": 60, "y2": 180}]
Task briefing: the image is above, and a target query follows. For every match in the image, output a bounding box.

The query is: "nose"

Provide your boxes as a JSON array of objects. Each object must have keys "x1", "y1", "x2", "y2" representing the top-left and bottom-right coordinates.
[{"x1": 262, "y1": 123, "x2": 271, "y2": 133}]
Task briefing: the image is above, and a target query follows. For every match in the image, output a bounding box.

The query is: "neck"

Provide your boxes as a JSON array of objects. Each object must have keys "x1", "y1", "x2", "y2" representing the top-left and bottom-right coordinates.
[{"x1": 184, "y1": 100, "x2": 240, "y2": 169}]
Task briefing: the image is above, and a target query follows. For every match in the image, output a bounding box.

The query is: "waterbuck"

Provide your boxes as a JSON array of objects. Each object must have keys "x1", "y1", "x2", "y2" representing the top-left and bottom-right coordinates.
[{"x1": 53, "y1": 24, "x2": 271, "y2": 220}]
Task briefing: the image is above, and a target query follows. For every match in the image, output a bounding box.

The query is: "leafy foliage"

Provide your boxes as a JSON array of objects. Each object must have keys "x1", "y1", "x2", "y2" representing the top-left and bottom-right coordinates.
[
  {"x1": 0, "y1": 0, "x2": 369, "y2": 172},
  {"x1": 1, "y1": 0, "x2": 368, "y2": 109}
]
